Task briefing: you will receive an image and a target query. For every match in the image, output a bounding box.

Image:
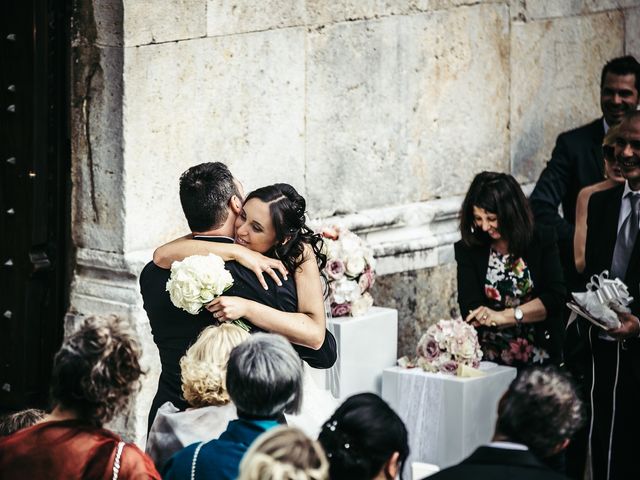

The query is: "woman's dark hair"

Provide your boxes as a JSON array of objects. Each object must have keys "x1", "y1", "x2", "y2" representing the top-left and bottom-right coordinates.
[
  {"x1": 318, "y1": 393, "x2": 409, "y2": 480},
  {"x1": 459, "y1": 171, "x2": 534, "y2": 257},
  {"x1": 50, "y1": 315, "x2": 144, "y2": 426},
  {"x1": 245, "y1": 183, "x2": 327, "y2": 274}
]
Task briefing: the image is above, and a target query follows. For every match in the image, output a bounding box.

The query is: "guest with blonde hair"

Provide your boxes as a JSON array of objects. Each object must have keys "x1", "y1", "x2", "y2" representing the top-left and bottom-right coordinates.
[
  {"x1": 146, "y1": 323, "x2": 250, "y2": 469},
  {"x1": 238, "y1": 426, "x2": 328, "y2": 480}
]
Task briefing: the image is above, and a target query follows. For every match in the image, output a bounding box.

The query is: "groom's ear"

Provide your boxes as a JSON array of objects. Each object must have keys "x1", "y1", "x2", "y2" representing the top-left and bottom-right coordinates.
[{"x1": 229, "y1": 195, "x2": 242, "y2": 214}]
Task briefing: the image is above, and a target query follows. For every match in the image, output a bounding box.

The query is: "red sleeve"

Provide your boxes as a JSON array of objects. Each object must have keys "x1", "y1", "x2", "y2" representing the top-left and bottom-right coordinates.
[{"x1": 118, "y1": 443, "x2": 162, "y2": 480}]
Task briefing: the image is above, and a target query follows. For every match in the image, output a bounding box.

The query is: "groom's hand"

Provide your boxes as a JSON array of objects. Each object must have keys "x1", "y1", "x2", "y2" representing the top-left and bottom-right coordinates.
[{"x1": 207, "y1": 296, "x2": 249, "y2": 321}]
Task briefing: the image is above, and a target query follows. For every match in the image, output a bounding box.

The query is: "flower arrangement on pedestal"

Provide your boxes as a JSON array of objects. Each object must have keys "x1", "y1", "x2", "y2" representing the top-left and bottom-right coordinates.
[
  {"x1": 399, "y1": 318, "x2": 483, "y2": 376},
  {"x1": 320, "y1": 225, "x2": 376, "y2": 317}
]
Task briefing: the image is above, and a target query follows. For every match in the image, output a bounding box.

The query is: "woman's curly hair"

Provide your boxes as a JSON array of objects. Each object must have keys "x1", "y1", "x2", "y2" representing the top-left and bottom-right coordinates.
[
  {"x1": 180, "y1": 323, "x2": 250, "y2": 408},
  {"x1": 238, "y1": 426, "x2": 329, "y2": 480},
  {"x1": 50, "y1": 315, "x2": 144, "y2": 426}
]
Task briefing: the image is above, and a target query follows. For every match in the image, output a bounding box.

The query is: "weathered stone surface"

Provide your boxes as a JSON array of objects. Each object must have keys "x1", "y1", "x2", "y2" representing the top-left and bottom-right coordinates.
[
  {"x1": 626, "y1": 7, "x2": 640, "y2": 58},
  {"x1": 124, "y1": 0, "x2": 206, "y2": 46},
  {"x1": 71, "y1": 43, "x2": 126, "y2": 252},
  {"x1": 522, "y1": 0, "x2": 640, "y2": 20},
  {"x1": 122, "y1": 28, "x2": 306, "y2": 251},
  {"x1": 305, "y1": 0, "x2": 502, "y2": 25},
  {"x1": 372, "y1": 263, "x2": 459, "y2": 357},
  {"x1": 93, "y1": 0, "x2": 123, "y2": 47},
  {"x1": 510, "y1": 12, "x2": 624, "y2": 181},
  {"x1": 207, "y1": 0, "x2": 306, "y2": 36},
  {"x1": 306, "y1": 4, "x2": 510, "y2": 216}
]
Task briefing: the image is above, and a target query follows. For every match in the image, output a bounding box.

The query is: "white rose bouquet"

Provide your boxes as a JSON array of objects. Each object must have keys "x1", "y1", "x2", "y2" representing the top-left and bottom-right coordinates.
[
  {"x1": 165, "y1": 254, "x2": 251, "y2": 331},
  {"x1": 399, "y1": 318, "x2": 483, "y2": 376},
  {"x1": 320, "y1": 225, "x2": 376, "y2": 317}
]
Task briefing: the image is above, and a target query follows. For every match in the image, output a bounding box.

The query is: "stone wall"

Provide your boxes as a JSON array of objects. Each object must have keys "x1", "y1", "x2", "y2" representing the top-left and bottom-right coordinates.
[{"x1": 69, "y1": 0, "x2": 640, "y2": 442}]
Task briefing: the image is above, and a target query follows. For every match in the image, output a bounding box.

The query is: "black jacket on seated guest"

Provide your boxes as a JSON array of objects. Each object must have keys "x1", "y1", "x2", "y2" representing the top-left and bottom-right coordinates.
[
  {"x1": 141, "y1": 236, "x2": 337, "y2": 429},
  {"x1": 424, "y1": 445, "x2": 569, "y2": 480},
  {"x1": 455, "y1": 224, "x2": 566, "y2": 364}
]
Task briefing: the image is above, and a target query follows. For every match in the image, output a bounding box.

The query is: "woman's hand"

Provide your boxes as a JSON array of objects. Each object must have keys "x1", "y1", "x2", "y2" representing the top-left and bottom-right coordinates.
[
  {"x1": 233, "y1": 248, "x2": 288, "y2": 290},
  {"x1": 465, "y1": 306, "x2": 512, "y2": 328},
  {"x1": 206, "y1": 296, "x2": 249, "y2": 321}
]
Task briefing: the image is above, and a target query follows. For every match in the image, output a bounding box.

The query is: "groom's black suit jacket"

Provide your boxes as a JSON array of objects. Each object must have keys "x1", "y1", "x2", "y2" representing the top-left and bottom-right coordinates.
[
  {"x1": 140, "y1": 236, "x2": 337, "y2": 427},
  {"x1": 425, "y1": 446, "x2": 569, "y2": 480}
]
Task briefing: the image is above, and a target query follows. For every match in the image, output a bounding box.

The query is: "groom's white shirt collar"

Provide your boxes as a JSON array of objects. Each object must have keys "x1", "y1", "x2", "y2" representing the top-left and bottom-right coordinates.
[{"x1": 487, "y1": 441, "x2": 528, "y2": 451}]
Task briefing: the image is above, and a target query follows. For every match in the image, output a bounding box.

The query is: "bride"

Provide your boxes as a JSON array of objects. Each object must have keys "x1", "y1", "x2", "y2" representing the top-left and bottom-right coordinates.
[{"x1": 154, "y1": 182, "x2": 338, "y2": 435}]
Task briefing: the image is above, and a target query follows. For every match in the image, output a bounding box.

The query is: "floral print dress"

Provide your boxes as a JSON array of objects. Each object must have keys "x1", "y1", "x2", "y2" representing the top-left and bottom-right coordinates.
[{"x1": 478, "y1": 249, "x2": 550, "y2": 368}]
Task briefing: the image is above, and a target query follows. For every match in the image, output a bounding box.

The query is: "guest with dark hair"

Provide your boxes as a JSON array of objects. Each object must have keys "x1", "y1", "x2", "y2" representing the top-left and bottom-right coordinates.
[
  {"x1": 455, "y1": 171, "x2": 566, "y2": 368},
  {"x1": 0, "y1": 408, "x2": 45, "y2": 436},
  {"x1": 0, "y1": 315, "x2": 160, "y2": 479},
  {"x1": 162, "y1": 333, "x2": 304, "y2": 480},
  {"x1": 318, "y1": 393, "x2": 409, "y2": 480},
  {"x1": 427, "y1": 366, "x2": 583, "y2": 479},
  {"x1": 530, "y1": 55, "x2": 640, "y2": 288}
]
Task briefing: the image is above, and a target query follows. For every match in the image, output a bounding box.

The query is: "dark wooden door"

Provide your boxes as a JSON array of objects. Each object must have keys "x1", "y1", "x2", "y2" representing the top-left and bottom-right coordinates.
[{"x1": 0, "y1": 0, "x2": 70, "y2": 411}]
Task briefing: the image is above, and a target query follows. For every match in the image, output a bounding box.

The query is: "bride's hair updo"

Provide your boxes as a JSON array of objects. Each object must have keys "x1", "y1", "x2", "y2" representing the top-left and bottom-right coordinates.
[{"x1": 244, "y1": 183, "x2": 327, "y2": 274}]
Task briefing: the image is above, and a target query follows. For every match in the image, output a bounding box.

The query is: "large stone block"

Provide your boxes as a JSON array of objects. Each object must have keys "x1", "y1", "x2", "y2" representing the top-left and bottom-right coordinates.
[
  {"x1": 510, "y1": 11, "x2": 624, "y2": 181},
  {"x1": 124, "y1": 0, "x2": 207, "y2": 46},
  {"x1": 122, "y1": 29, "x2": 306, "y2": 251},
  {"x1": 626, "y1": 7, "x2": 640, "y2": 58},
  {"x1": 306, "y1": 4, "x2": 510, "y2": 216},
  {"x1": 207, "y1": 0, "x2": 306, "y2": 36},
  {"x1": 71, "y1": 44, "x2": 127, "y2": 252},
  {"x1": 371, "y1": 263, "x2": 459, "y2": 357}
]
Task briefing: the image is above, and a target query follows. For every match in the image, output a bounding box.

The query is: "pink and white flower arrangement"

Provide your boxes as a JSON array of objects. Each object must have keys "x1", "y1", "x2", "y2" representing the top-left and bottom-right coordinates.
[
  {"x1": 320, "y1": 225, "x2": 376, "y2": 317},
  {"x1": 403, "y1": 319, "x2": 483, "y2": 375}
]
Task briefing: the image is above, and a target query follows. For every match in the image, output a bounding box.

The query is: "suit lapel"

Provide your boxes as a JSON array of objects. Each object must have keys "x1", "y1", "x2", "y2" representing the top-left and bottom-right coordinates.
[{"x1": 600, "y1": 186, "x2": 624, "y2": 273}]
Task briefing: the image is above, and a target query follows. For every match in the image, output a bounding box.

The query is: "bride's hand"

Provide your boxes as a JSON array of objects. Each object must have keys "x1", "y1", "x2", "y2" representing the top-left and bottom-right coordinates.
[
  {"x1": 206, "y1": 296, "x2": 248, "y2": 321},
  {"x1": 233, "y1": 247, "x2": 288, "y2": 290}
]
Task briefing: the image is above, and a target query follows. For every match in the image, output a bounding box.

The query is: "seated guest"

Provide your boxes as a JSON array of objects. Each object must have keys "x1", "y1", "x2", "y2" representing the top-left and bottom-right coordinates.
[
  {"x1": 318, "y1": 393, "x2": 409, "y2": 480},
  {"x1": 427, "y1": 366, "x2": 584, "y2": 480},
  {"x1": 163, "y1": 333, "x2": 303, "y2": 480},
  {"x1": 238, "y1": 426, "x2": 329, "y2": 480},
  {"x1": 455, "y1": 171, "x2": 566, "y2": 368},
  {"x1": 0, "y1": 315, "x2": 160, "y2": 479},
  {"x1": 573, "y1": 125, "x2": 626, "y2": 273},
  {"x1": 146, "y1": 323, "x2": 250, "y2": 469},
  {"x1": 0, "y1": 408, "x2": 45, "y2": 437}
]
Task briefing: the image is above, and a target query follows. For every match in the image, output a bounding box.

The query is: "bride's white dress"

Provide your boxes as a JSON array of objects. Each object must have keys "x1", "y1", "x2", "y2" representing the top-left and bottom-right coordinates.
[{"x1": 285, "y1": 363, "x2": 339, "y2": 437}]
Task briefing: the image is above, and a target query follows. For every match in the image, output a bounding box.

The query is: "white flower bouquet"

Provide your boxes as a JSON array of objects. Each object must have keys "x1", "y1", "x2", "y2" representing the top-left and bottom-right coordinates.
[
  {"x1": 320, "y1": 225, "x2": 376, "y2": 317},
  {"x1": 165, "y1": 253, "x2": 251, "y2": 331},
  {"x1": 399, "y1": 319, "x2": 483, "y2": 376}
]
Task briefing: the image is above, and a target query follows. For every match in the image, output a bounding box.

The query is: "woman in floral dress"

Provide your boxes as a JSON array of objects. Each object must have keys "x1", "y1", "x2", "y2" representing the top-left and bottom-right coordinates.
[{"x1": 455, "y1": 172, "x2": 566, "y2": 368}]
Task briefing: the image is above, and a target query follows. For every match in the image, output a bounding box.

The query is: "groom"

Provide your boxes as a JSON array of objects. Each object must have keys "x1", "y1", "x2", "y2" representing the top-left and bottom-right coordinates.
[{"x1": 140, "y1": 162, "x2": 337, "y2": 428}]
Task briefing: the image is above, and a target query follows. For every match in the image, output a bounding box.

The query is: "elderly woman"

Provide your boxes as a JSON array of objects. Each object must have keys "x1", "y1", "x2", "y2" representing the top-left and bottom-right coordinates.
[
  {"x1": 146, "y1": 323, "x2": 250, "y2": 469},
  {"x1": 318, "y1": 393, "x2": 409, "y2": 480},
  {"x1": 238, "y1": 426, "x2": 329, "y2": 480},
  {"x1": 0, "y1": 316, "x2": 160, "y2": 479},
  {"x1": 455, "y1": 172, "x2": 566, "y2": 368},
  {"x1": 162, "y1": 333, "x2": 304, "y2": 480}
]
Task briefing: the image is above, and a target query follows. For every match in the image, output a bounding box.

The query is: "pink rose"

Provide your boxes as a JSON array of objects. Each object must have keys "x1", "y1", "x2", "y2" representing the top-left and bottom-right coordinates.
[
  {"x1": 417, "y1": 337, "x2": 441, "y2": 362},
  {"x1": 331, "y1": 302, "x2": 351, "y2": 317},
  {"x1": 439, "y1": 360, "x2": 458, "y2": 375},
  {"x1": 358, "y1": 267, "x2": 375, "y2": 293},
  {"x1": 326, "y1": 259, "x2": 346, "y2": 280},
  {"x1": 321, "y1": 226, "x2": 340, "y2": 240}
]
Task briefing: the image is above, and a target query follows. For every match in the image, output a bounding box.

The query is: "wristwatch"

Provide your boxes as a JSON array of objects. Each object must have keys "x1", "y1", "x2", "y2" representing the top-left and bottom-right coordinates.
[{"x1": 514, "y1": 307, "x2": 524, "y2": 325}]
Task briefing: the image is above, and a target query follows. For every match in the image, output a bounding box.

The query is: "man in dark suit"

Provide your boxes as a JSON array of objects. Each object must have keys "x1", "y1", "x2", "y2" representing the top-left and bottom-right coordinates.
[
  {"x1": 530, "y1": 56, "x2": 639, "y2": 287},
  {"x1": 140, "y1": 162, "x2": 336, "y2": 428},
  {"x1": 582, "y1": 111, "x2": 640, "y2": 479},
  {"x1": 426, "y1": 367, "x2": 583, "y2": 480}
]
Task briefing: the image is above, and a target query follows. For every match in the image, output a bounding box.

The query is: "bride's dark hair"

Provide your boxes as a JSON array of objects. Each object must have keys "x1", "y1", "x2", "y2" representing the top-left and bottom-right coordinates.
[{"x1": 244, "y1": 183, "x2": 327, "y2": 274}]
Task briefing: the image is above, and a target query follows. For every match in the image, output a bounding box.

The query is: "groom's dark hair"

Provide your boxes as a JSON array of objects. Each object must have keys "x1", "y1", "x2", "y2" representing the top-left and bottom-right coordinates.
[{"x1": 179, "y1": 162, "x2": 240, "y2": 232}]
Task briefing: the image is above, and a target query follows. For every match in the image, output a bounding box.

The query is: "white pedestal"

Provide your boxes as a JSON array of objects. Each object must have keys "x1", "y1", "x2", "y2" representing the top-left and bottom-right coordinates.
[
  {"x1": 382, "y1": 363, "x2": 517, "y2": 470},
  {"x1": 311, "y1": 307, "x2": 398, "y2": 400}
]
